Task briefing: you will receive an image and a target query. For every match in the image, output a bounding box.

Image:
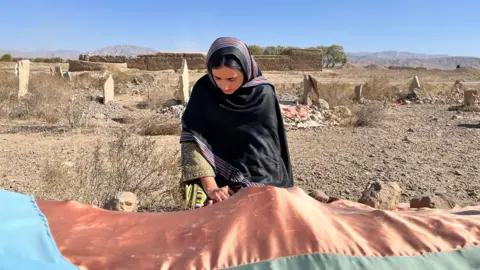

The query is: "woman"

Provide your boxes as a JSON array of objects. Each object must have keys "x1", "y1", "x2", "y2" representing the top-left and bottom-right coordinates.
[{"x1": 181, "y1": 37, "x2": 293, "y2": 209}]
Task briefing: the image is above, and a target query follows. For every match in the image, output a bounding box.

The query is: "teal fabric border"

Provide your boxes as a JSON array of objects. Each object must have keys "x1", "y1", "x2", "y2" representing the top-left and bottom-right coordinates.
[
  {"x1": 226, "y1": 245, "x2": 480, "y2": 270},
  {"x1": 29, "y1": 194, "x2": 80, "y2": 270},
  {"x1": 0, "y1": 190, "x2": 79, "y2": 270}
]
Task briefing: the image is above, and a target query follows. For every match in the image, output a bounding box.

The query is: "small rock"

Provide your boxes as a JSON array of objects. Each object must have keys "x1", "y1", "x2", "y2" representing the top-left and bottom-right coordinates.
[
  {"x1": 332, "y1": 106, "x2": 352, "y2": 118},
  {"x1": 434, "y1": 188, "x2": 447, "y2": 195},
  {"x1": 309, "y1": 189, "x2": 330, "y2": 203},
  {"x1": 466, "y1": 189, "x2": 478, "y2": 197},
  {"x1": 407, "y1": 128, "x2": 414, "y2": 132},
  {"x1": 453, "y1": 170, "x2": 463, "y2": 176},
  {"x1": 297, "y1": 120, "x2": 322, "y2": 129},
  {"x1": 410, "y1": 194, "x2": 456, "y2": 209},
  {"x1": 93, "y1": 113, "x2": 106, "y2": 119},
  {"x1": 403, "y1": 136, "x2": 413, "y2": 143},
  {"x1": 358, "y1": 181, "x2": 402, "y2": 210},
  {"x1": 104, "y1": 191, "x2": 139, "y2": 212},
  {"x1": 315, "y1": 99, "x2": 330, "y2": 110}
]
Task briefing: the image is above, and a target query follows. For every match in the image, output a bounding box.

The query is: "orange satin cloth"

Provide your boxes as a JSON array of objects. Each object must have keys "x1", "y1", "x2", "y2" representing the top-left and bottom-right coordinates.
[{"x1": 37, "y1": 186, "x2": 480, "y2": 270}]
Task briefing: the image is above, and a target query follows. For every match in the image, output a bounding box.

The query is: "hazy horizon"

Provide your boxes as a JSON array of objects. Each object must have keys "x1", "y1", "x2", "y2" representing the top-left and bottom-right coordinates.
[{"x1": 1, "y1": 0, "x2": 479, "y2": 57}]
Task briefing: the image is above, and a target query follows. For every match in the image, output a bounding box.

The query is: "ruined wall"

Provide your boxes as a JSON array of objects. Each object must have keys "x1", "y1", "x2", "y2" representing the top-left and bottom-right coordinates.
[
  {"x1": 285, "y1": 49, "x2": 324, "y2": 70},
  {"x1": 69, "y1": 60, "x2": 128, "y2": 72},
  {"x1": 388, "y1": 66, "x2": 428, "y2": 71},
  {"x1": 254, "y1": 55, "x2": 291, "y2": 71},
  {"x1": 141, "y1": 53, "x2": 207, "y2": 71},
  {"x1": 76, "y1": 49, "x2": 323, "y2": 71}
]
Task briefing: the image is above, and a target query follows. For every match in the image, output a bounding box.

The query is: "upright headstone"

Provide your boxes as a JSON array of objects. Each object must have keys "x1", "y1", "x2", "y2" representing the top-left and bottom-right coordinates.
[
  {"x1": 17, "y1": 60, "x2": 30, "y2": 98},
  {"x1": 408, "y1": 76, "x2": 421, "y2": 92},
  {"x1": 301, "y1": 74, "x2": 312, "y2": 106},
  {"x1": 179, "y1": 59, "x2": 189, "y2": 104},
  {"x1": 54, "y1": 66, "x2": 63, "y2": 77},
  {"x1": 14, "y1": 63, "x2": 19, "y2": 77},
  {"x1": 453, "y1": 80, "x2": 463, "y2": 93},
  {"x1": 103, "y1": 74, "x2": 114, "y2": 104},
  {"x1": 464, "y1": 90, "x2": 477, "y2": 106},
  {"x1": 354, "y1": 84, "x2": 363, "y2": 102}
]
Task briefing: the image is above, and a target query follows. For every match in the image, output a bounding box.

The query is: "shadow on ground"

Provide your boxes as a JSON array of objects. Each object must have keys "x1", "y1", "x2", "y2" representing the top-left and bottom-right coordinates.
[{"x1": 457, "y1": 123, "x2": 480, "y2": 129}]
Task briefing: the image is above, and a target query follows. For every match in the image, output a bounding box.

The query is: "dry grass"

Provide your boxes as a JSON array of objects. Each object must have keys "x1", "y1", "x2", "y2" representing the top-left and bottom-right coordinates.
[
  {"x1": 448, "y1": 104, "x2": 480, "y2": 112},
  {"x1": 72, "y1": 72, "x2": 105, "y2": 90},
  {"x1": 134, "y1": 116, "x2": 182, "y2": 136},
  {"x1": 361, "y1": 75, "x2": 400, "y2": 102},
  {"x1": 0, "y1": 71, "x2": 97, "y2": 128},
  {"x1": 144, "y1": 84, "x2": 176, "y2": 109},
  {"x1": 312, "y1": 81, "x2": 354, "y2": 107},
  {"x1": 350, "y1": 104, "x2": 387, "y2": 127},
  {"x1": 36, "y1": 130, "x2": 185, "y2": 212},
  {"x1": 4, "y1": 73, "x2": 74, "y2": 123}
]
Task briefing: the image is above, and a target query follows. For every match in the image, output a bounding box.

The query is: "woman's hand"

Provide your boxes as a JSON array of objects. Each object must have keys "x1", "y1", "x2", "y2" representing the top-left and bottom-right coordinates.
[
  {"x1": 205, "y1": 186, "x2": 234, "y2": 202},
  {"x1": 200, "y1": 177, "x2": 234, "y2": 205}
]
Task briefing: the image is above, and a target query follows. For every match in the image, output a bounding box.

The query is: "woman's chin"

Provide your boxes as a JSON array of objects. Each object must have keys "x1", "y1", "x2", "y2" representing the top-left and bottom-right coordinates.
[{"x1": 222, "y1": 90, "x2": 237, "y2": 95}]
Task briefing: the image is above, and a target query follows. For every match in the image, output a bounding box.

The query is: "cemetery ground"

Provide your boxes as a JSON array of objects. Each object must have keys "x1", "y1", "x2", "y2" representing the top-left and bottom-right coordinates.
[{"x1": 0, "y1": 61, "x2": 479, "y2": 212}]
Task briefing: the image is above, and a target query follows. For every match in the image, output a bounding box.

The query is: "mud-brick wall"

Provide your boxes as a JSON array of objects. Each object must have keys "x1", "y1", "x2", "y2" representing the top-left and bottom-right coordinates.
[
  {"x1": 285, "y1": 49, "x2": 324, "y2": 70},
  {"x1": 140, "y1": 53, "x2": 207, "y2": 71},
  {"x1": 254, "y1": 55, "x2": 291, "y2": 71},
  {"x1": 77, "y1": 49, "x2": 323, "y2": 71},
  {"x1": 126, "y1": 57, "x2": 147, "y2": 70}
]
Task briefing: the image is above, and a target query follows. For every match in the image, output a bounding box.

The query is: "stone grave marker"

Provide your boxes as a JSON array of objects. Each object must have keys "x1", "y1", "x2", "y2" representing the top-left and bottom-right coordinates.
[
  {"x1": 14, "y1": 62, "x2": 19, "y2": 77},
  {"x1": 103, "y1": 74, "x2": 114, "y2": 104},
  {"x1": 408, "y1": 76, "x2": 421, "y2": 92},
  {"x1": 354, "y1": 84, "x2": 363, "y2": 102},
  {"x1": 54, "y1": 66, "x2": 63, "y2": 77},
  {"x1": 464, "y1": 89, "x2": 477, "y2": 106},
  {"x1": 179, "y1": 59, "x2": 189, "y2": 104},
  {"x1": 301, "y1": 74, "x2": 313, "y2": 106},
  {"x1": 17, "y1": 60, "x2": 30, "y2": 98}
]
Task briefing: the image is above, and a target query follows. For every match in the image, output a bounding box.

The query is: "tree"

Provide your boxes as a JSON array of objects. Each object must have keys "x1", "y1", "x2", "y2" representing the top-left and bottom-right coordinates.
[
  {"x1": 0, "y1": 54, "x2": 13, "y2": 62},
  {"x1": 263, "y1": 46, "x2": 284, "y2": 55},
  {"x1": 323, "y1": 45, "x2": 347, "y2": 68},
  {"x1": 248, "y1": 45, "x2": 265, "y2": 55}
]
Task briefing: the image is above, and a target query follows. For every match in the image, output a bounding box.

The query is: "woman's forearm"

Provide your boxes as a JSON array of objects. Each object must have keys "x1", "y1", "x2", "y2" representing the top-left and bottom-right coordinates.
[{"x1": 200, "y1": 176, "x2": 218, "y2": 191}]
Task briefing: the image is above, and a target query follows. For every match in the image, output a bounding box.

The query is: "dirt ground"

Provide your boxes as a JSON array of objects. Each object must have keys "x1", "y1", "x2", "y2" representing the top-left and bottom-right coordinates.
[{"x1": 1, "y1": 63, "x2": 480, "y2": 209}]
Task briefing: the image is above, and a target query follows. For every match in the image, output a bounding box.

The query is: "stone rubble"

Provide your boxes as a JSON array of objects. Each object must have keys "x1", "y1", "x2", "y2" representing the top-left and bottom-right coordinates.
[
  {"x1": 280, "y1": 102, "x2": 352, "y2": 130},
  {"x1": 159, "y1": 97, "x2": 351, "y2": 131}
]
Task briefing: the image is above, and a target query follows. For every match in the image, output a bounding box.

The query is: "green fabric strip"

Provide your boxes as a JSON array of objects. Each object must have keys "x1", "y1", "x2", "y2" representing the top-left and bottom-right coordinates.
[{"x1": 226, "y1": 245, "x2": 480, "y2": 270}]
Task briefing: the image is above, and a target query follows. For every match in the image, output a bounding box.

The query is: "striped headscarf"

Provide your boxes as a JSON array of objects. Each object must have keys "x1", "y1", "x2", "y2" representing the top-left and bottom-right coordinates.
[{"x1": 205, "y1": 37, "x2": 270, "y2": 88}]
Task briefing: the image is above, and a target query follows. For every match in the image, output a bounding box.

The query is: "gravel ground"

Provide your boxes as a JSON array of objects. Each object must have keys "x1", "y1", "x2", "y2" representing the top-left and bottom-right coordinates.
[
  {"x1": 1, "y1": 103, "x2": 479, "y2": 207},
  {"x1": 288, "y1": 104, "x2": 480, "y2": 206}
]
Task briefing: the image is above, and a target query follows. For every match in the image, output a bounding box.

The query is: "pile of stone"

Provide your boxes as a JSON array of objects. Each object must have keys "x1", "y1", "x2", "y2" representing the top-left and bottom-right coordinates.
[
  {"x1": 159, "y1": 104, "x2": 185, "y2": 119},
  {"x1": 280, "y1": 102, "x2": 352, "y2": 130},
  {"x1": 311, "y1": 180, "x2": 459, "y2": 211},
  {"x1": 159, "y1": 99, "x2": 351, "y2": 130},
  {"x1": 394, "y1": 76, "x2": 472, "y2": 105}
]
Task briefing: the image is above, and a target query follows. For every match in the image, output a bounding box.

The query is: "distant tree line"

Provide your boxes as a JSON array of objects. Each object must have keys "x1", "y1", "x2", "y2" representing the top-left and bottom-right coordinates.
[
  {"x1": 0, "y1": 53, "x2": 65, "y2": 63},
  {"x1": 247, "y1": 45, "x2": 347, "y2": 68}
]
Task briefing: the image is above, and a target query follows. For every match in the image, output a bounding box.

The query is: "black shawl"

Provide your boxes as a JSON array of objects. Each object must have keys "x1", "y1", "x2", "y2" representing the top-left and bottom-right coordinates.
[{"x1": 180, "y1": 37, "x2": 293, "y2": 192}]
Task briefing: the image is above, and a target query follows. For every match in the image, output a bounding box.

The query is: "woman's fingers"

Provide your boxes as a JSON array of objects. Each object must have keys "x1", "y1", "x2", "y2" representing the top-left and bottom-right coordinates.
[{"x1": 218, "y1": 190, "x2": 230, "y2": 201}]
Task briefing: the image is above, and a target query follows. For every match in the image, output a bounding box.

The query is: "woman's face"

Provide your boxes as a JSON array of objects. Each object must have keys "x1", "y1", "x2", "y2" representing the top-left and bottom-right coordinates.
[{"x1": 211, "y1": 66, "x2": 245, "y2": 95}]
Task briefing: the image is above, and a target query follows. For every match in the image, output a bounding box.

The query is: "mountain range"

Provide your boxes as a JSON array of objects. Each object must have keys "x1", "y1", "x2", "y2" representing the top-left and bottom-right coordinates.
[{"x1": 1, "y1": 45, "x2": 479, "y2": 70}]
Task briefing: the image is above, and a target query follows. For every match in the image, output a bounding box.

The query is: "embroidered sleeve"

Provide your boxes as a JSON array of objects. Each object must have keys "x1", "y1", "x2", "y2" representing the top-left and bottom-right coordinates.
[{"x1": 181, "y1": 142, "x2": 215, "y2": 182}]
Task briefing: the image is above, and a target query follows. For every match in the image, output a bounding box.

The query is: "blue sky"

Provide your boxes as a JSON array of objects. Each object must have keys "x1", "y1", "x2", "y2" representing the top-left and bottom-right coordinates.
[{"x1": 1, "y1": 0, "x2": 479, "y2": 56}]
